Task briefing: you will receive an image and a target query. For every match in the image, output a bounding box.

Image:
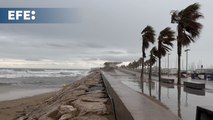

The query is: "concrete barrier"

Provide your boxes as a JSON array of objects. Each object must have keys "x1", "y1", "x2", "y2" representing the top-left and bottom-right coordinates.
[
  {"x1": 161, "y1": 83, "x2": 175, "y2": 88},
  {"x1": 161, "y1": 78, "x2": 175, "y2": 84},
  {"x1": 184, "y1": 81, "x2": 205, "y2": 90},
  {"x1": 101, "y1": 71, "x2": 134, "y2": 120},
  {"x1": 184, "y1": 87, "x2": 205, "y2": 96}
]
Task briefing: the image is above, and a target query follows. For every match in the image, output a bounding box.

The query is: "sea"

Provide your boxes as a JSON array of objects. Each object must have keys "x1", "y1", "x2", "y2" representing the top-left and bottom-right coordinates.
[{"x1": 0, "y1": 68, "x2": 89, "y2": 101}]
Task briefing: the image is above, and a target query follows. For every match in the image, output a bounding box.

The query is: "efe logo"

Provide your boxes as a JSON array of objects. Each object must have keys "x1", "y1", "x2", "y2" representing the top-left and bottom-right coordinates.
[{"x1": 8, "y1": 10, "x2": 36, "y2": 20}]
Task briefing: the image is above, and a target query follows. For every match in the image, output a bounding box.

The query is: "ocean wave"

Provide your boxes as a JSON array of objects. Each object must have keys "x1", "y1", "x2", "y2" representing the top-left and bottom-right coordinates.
[{"x1": 0, "y1": 69, "x2": 89, "y2": 78}]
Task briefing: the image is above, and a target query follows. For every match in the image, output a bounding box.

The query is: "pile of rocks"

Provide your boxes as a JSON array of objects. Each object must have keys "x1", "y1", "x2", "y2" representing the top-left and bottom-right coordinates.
[{"x1": 17, "y1": 71, "x2": 112, "y2": 120}]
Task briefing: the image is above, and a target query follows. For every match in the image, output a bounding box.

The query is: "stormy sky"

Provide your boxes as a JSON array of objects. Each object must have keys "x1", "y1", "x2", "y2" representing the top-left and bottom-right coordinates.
[{"x1": 0, "y1": 0, "x2": 212, "y2": 69}]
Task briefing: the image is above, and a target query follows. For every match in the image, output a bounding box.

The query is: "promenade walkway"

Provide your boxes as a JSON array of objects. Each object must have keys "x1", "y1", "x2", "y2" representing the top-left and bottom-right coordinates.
[
  {"x1": 101, "y1": 70, "x2": 180, "y2": 120},
  {"x1": 118, "y1": 68, "x2": 213, "y2": 91}
]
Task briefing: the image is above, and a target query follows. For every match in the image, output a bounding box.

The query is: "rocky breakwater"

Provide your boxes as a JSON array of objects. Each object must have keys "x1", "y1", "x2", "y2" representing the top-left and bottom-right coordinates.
[{"x1": 17, "y1": 71, "x2": 113, "y2": 120}]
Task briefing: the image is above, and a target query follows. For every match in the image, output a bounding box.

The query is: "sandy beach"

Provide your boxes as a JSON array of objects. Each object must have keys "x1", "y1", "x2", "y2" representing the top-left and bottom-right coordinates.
[{"x1": 0, "y1": 92, "x2": 56, "y2": 120}]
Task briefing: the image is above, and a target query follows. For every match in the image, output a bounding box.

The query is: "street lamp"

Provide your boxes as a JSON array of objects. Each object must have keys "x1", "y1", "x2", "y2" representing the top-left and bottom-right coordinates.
[
  {"x1": 168, "y1": 53, "x2": 171, "y2": 77},
  {"x1": 185, "y1": 49, "x2": 190, "y2": 76}
]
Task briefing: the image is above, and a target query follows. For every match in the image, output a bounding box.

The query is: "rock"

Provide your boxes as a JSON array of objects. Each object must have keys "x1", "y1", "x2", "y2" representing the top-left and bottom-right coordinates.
[
  {"x1": 45, "y1": 106, "x2": 61, "y2": 120},
  {"x1": 85, "y1": 80, "x2": 100, "y2": 86},
  {"x1": 20, "y1": 72, "x2": 112, "y2": 120},
  {"x1": 73, "y1": 99, "x2": 108, "y2": 115},
  {"x1": 72, "y1": 90, "x2": 86, "y2": 96},
  {"x1": 47, "y1": 109, "x2": 59, "y2": 119},
  {"x1": 88, "y1": 86, "x2": 105, "y2": 91},
  {"x1": 86, "y1": 93, "x2": 107, "y2": 98},
  {"x1": 16, "y1": 116, "x2": 27, "y2": 120},
  {"x1": 74, "y1": 115, "x2": 109, "y2": 120},
  {"x1": 87, "y1": 90, "x2": 105, "y2": 94},
  {"x1": 59, "y1": 114, "x2": 73, "y2": 120},
  {"x1": 74, "y1": 85, "x2": 88, "y2": 91},
  {"x1": 80, "y1": 95, "x2": 108, "y2": 103},
  {"x1": 61, "y1": 95, "x2": 77, "y2": 102},
  {"x1": 59, "y1": 105, "x2": 77, "y2": 115},
  {"x1": 88, "y1": 84, "x2": 103, "y2": 88}
]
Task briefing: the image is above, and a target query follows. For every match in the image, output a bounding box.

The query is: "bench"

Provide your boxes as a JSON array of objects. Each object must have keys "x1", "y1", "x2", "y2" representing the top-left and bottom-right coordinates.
[
  {"x1": 184, "y1": 81, "x2": 205, "y2": 90},
  {"x1": 184, "y1": 87, "x2": 205, "y2": 96},
  {"x1": 161, "y1": 78, "x2": 175, "y2": 84}
]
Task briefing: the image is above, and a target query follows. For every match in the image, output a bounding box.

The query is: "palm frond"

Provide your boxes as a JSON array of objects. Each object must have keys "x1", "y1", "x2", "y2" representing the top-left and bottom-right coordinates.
[
  {"x1": 182, "y1": 3, "x2": 203, "y2": 20},
  {"x1": 141, "y1": 25, "x2": 156, "y2": 57},
  {"x1": 183, "y1": 19, "x2": 203, "y2": 38},
  {"x1": 142, "y1": 26, "x2": 155, "y2": 43},
  {"x1": 171, "y1": 10, "x2": 180, "y2": 23},
  {"x1": 158, "y1": 27, "x2": 175, "y2": 57},
  {"x1": 173, "y1": 3, "x2": 203, "y2": 47}
]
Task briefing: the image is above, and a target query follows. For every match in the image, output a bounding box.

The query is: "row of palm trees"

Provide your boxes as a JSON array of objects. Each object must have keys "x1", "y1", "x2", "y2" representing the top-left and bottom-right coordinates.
[
  {"x1": 122, "y1": 58, "x2": 142, "y2": 69},
  {"x1": 140, "y1": 3, "x2": 203, "y2": 93}
]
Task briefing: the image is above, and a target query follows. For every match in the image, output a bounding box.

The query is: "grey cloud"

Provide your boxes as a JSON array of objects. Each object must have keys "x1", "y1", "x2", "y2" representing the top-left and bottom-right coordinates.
[
  {"x1": 24, "y1": 58, "x2": 42, "y2": 61},
  {"x1": 0, "y1": 0, "x2": 212, "y2": 68},
  {"x1": 76, "y1": 42, "x2": 106, "y2": 48},
  {"x1": 102, "y1": 50, "x2": 126, "y2": 55},
  {"x1": 46, "y1": 43, "x2": 68, "y2": 48},
  {"x1": 82, "y1": 58, "x2": 99, "y2": 61}
]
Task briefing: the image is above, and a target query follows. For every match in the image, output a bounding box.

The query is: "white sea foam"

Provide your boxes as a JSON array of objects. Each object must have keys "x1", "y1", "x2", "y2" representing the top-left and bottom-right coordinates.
[
  {"x1": 0, "y1": 68, "x2": 89, "y2": 101},
  {"x1": 0, "y1": 69, "x2": 88, "y2": 78}
]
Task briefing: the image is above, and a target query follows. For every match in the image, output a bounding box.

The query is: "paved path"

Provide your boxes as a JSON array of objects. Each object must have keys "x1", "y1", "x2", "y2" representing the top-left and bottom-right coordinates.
[
  {"x1": 102, "y1": 70, "x2": 180, "y2": 120},
  {"x1": 118, "y1": 68, "x2": 213, "y2": 92}
]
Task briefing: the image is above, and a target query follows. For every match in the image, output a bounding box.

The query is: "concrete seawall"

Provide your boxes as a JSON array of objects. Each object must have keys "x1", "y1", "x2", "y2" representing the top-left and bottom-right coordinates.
[
  {"x1": 102, "y1": 71, "x2": 134, "y2": 120},
  {"x1": 101, "y1": 70, "x2": 180, "y2": 120}
]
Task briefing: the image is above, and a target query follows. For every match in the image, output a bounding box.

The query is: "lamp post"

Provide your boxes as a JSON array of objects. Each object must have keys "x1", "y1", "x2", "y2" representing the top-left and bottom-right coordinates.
[
  {"x1": 168, "y1": 53, "x2": 171, "y2": 77},
  {"x1": 185, "y1": 49, "x2": 190, "y2": 77}
]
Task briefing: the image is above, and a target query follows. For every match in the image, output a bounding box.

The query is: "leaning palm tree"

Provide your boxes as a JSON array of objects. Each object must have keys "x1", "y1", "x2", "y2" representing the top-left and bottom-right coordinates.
[
  {"x1": 148, "y1": 46, "x2": 157, "y2": 96},
  {"x1": 157, "y1": 27, "x2": 175, "y2": 101},
  {"x1": 141, "y1": 26, "x2": 155, "y2": 92},
  {"x1": 171, "y1": 3, "x2": 203, "y2": 85},
  {"x1": 148, "y1": 47, "x2": 157, "y2": 81},
  {"x1": 158, "y1": 27, "x2": 175, "y2": 83}
]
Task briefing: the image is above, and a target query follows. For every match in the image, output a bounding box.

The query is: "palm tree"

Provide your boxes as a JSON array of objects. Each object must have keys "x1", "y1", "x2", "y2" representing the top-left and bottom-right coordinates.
[
  {"x1": 137, "y1": 57, "x2": 143, "y2": 69},
  {"x1": 158, "y1": 27, "x2": 175, "y2": 82},
  {"x1": 144, "y1": 60, "x2": 149, "y2": 74},
  {"x1": 148, "y1": 46, "x2": 157, "y2": 96},
  {"x1": 141, "y1": 26, "x2": 155, "y2": 92},
  {"x1": 148, "y1": 47, "x2": 157, "y2": 81},
  {"x1": 127, "y1": 62, "x2": 133, "y2": 69},
  {"x1": 171, "y1": 3, "x2": 203, "y2": 85},
  {"x1": 157, "y1": 27, "x2": 175, "y2": 100}
]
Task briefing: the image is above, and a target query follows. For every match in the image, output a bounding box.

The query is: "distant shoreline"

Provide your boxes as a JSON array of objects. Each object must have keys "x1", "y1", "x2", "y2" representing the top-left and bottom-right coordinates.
[{"x1": 0, "y1": 86, "x2": 59, "y2": 102}]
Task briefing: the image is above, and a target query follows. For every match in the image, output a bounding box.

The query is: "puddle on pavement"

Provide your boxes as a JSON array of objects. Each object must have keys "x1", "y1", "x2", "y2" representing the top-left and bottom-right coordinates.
[{"x1": 121, "y1": 76, "x2": 213, "y2": 120}]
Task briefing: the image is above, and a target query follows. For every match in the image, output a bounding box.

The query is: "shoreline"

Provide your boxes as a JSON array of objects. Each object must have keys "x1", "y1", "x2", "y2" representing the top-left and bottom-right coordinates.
[
  {"x1": 0, "y1": 71, "x2": 113, "y2": 120},
  {"x1": 0, "y1": 87, "x2": 60, "y2": 102}
]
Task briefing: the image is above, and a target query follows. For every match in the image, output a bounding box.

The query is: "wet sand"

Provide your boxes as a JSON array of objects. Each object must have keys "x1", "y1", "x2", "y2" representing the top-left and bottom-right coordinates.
[
  {"x1": 0, "y1": 87, "x2": 59, "y2": 101},
  {"x1": 0, "y1": 91, "x2": 56, "y2": 120}
]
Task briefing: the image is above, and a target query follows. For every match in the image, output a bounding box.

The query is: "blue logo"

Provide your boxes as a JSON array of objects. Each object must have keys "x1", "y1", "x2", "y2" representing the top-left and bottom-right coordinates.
[{"x1": 0, "y1": 8, "x2": 79, "y2": 23}]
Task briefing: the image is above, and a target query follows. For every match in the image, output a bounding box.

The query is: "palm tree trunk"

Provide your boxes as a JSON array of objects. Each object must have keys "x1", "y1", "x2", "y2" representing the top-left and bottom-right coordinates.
[
  {"x1": 158, "y1": 58, "x2": 161, "y2": 82},
  {"x1": 177, "y1": 42, "x2": 182, "y2": 86},
  {"x1": 177, "y1": 86, "x2": 182, "y2": 118},
  {"x1": 158, "y1": 58, "x2": 161, "y2": 101},
  {"x1": 140, "y1": 58, "x2": 144, "y2": 92},
  {"x1": 149, "y1": 64, "x2": 152, "y2": 96},
  {"x1": 177, "y1": 24, "x2": 182, "y2": 86},
  {"x1": 149, "y1": 64, "x2": 152, "y2": 80}
]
